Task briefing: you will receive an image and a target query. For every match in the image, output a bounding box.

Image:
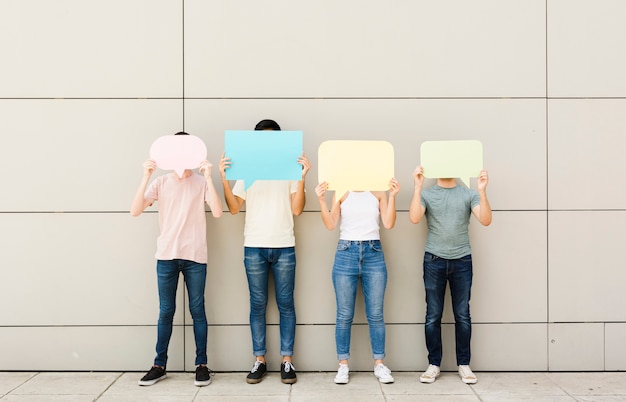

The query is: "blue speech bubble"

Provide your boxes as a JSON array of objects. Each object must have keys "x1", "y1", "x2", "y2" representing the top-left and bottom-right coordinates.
[{"x1": 224, "y1": 130, "x2": 303, "y2": 190}]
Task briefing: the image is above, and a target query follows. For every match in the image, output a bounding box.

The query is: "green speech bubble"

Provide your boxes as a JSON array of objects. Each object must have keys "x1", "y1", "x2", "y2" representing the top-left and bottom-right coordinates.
[{"x1": 420, "y1": 140, "x2": 483, "y2": 187}]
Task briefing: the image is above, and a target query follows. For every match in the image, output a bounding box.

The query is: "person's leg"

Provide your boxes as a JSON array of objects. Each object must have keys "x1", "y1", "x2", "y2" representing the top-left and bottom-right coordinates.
[
  {"x1": 423, "y1": 252, "x2": 448, "y2": 367},
  {"x1": 449, "y1": 254, "x2": 473, "y2": 366},
  {"x1": 244, "y1": 247, "x2": 270, "y2": 358},
  {"x1": 271, "y1": 247, "x2": 297, "y2": 358},
  {"x1": 155, "y1": 260, "x2": 181, "y2": 367},
  {"x1": 182, "y1": 260, "x2": 208, "y2": 366},
  {"x1": 361, "y1": 241, "x2": 388, "y2": 361},
  {"x1": 332, "y1": 240, "x2": 359, "y2": 362}
]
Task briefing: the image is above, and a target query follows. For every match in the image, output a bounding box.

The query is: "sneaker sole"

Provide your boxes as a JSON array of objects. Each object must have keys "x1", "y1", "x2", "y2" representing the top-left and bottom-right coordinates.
[
  {"x1": 138, "y1": 374, "x2": 167, "y2": 386},
  {"x1": 419, "y1": 375, "x2": 439, "y2": 384},
  {"x1": 194, "y1": 378, "x2": 211, "y2": 387},
  {"x1": 461, "y1": 377, "x2": 477, "y2": 384},
  {"x1": 377, "y1": 377, "x2": 395, "y2": 384},
  {"x1": 334, "y1": 378, "x2": 349, "y2": 384},
  {"x1": 246, "y1": 372, "x2": 267, "y2": 384},
  {"x1": 281, "y1": 377, "x2": 297, "y2": 384}
]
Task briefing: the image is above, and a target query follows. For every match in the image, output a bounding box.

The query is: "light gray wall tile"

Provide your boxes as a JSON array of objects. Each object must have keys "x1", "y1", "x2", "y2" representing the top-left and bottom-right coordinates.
[
  {"x1": 185, "y1": 0, "x2": 545, "y2": 98},
  {"x1": 0, "y1": 0, "x2": 182, "y2": 98},
  {"x1": 548, "y1": 211, "x2": 626, "y2": 322},
  {"x1": 0, "y1": 326, "x2": 184, "y2": 371},
  {"x1": 548, "y1": 0, "x2": 626, "y2": 97},
  {"x1": 548, "y1": 323, "x2": 604, "y2": 371},
  {"x1": 548, "y1": 100, "x2": 626, "y2": 210}
]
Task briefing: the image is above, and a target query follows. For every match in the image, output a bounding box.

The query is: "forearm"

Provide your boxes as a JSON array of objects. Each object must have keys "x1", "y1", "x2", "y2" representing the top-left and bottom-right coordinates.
[
  {"x1": 291, "y1": 180, "x2": 306, "y2": 216},
  {"x1": 221, "y1": 179, "x2": 242, "y2": 214},
  {"x1": 381, "y1": 195, "x2": 397, "y2": 229},
  {"x1": 130, "y1": 176, "x2": 150, "y2": 216},
  {"x1": 408, "y1": 189, "x2": 425, "y2": 224},
  {"x1": 318, "y1": 198, "x2": 338, "y2": 230},
  {"x1": 478, "y1": 190, "x2": 492, "y2": 226},
  {"x1": 205, "y1": 179, "x2": 223, "y2": 218}
]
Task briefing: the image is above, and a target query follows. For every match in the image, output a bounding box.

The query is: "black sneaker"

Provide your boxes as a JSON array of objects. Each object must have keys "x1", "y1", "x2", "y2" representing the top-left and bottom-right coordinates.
[
  {"x1": 246, "y1": 360, "x2": 267, "y2": 384},
  {"x1": 138, "y1": 366, "x2": 166, "y2": 386},
  {"x1": 194, "y1": 365, "x2": 213, "y2": 387},
  {"x1": 281, "y1": 361, "x2": 297, "y2": 384}
]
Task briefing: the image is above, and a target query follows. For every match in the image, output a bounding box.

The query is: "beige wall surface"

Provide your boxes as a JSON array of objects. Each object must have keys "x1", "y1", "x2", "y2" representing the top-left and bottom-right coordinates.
[{"x1": 1, "y1": 0, "x2": 625, "y2": 372}]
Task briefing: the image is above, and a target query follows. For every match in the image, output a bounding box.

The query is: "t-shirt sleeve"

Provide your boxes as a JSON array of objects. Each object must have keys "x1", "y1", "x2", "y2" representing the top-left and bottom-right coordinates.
[
  {"x1": 470, "y1": 189, "x2": 480, "y2": 209},
  {"x1": 144, "y1": 177, "x2": 160, "y2": 202},
  {"x1": 289, "y1": 180, "x2": 300, "y2": 194},
  {"x1": 232, "y1": 180, "x2": 246, "y2": 199}
]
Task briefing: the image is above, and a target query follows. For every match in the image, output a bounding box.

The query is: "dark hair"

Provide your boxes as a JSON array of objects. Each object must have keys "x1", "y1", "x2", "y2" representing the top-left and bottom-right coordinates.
[
  {"x1": 174, "y1": 131, "x2": 189, "y2": 135},
  {"x1": 254, "y1": 119, "x2": 281, "y2": 131}
]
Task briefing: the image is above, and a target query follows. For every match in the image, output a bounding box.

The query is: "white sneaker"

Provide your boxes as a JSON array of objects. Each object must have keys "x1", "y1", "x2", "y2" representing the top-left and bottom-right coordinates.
[
  {"x1": 334, "y1": 363, "x2": 349, "y2": 384},
  {"x1": 374, "y1": 363, "x2": 394, "y2": 384},
  {"x1": 458, "y1": 365, "x2": 477, "y2": 384},
  {"x1": 419, "y1": 364, "x2": 440, "y2": 383}
]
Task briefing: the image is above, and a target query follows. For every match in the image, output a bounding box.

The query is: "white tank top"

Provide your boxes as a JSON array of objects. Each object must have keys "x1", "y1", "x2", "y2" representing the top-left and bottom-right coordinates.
[{"x1": 339, "y1": 191, "x2": 380, "y2": 241}]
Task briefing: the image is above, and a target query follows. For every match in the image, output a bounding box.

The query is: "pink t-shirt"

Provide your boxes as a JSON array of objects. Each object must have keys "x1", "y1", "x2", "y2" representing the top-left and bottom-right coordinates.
[{"x1": 145, "y1": 173, "x2": 212, "y2": 263}]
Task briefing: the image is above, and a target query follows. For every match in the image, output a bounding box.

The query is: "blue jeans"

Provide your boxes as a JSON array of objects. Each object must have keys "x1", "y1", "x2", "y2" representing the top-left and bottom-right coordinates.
[
  {"x1": 244, "y1": 247, "x2": 296, "y2": 357},
  {"x1": 332, "y1": 240, "x2": 388, "y2": 361},
  {"x1": 423, "y1": 252, "x2": 473, "y2": 366},
  {"x1": 155, "y1": 259, "x2": 207, "y2": 367}
]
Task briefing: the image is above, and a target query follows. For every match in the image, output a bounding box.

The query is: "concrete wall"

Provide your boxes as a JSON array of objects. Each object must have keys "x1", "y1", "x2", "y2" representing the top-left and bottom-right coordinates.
[{"x1": 1, "y1": 0, "x2": 625, "y2": 372}]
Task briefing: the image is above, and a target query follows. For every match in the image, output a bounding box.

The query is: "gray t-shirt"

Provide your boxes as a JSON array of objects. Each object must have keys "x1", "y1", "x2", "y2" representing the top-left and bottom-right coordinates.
[{"x1": 421, "y1": 185, "x2": 480, "y2": 259}]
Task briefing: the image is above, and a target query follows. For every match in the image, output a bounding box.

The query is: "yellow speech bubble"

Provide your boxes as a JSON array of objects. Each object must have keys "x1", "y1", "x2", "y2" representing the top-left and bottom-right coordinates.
[
  {"x1": 318, "y1": 140, "x2": 394, "y2": 198},
  {"x1": 420, "y1": 140, "x2": 483, "y2": 187}
]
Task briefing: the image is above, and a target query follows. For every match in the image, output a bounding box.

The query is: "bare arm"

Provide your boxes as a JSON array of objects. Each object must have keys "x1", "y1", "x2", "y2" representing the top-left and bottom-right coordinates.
[
  {"x1": 471, "y1": 169, "x2": 492, "y2": 226},
  {"x1": 378, "y1": 178, "x2": 400, "y2": 230},
  {"x1": 291, "y1": 153, "x2": 310, "y2": 216},
  {"x1": 315, "y1": 182, "x2": 342, "y2": 230},
  {"x1": 219, "y1": 153, "x2": 245, "y2": 214},
  {"x1": 130, "y1": 160, "x2": 156, "y2": 216},
  {"x1": 199, "y1": 160, "x2": 223, "y2": 218},
  {"x1": 409, "y1": 165, "x2": 426, "y2": 224}
]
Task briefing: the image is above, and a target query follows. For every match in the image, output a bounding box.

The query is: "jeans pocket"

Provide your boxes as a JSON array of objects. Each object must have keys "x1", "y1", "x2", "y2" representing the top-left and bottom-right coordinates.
[
  {"x1": 370, "y1": 241, "x2": 383, "y2": 252},
  {"x1": 460, "y1": 254, "x2": 472, "y2": 263},
  {"x1": 424, "y1": 252, "x2": 439, "y2": 262},
  {"x1": 337, "y1": 240, "x2": 350, "y2": 252}
]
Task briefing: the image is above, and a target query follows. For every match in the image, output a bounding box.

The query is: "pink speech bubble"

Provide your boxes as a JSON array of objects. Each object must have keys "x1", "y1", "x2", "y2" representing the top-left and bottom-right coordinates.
[{"x1": 149, "y1": 135, "x2": 207, "y2": 178}]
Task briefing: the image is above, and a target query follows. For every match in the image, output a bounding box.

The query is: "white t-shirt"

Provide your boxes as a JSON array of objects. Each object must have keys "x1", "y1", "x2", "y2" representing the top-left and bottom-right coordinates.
[
  {"x1": 145, "y1": 173, "x2": 211, "y2": 263},
  {"x1": 232, "y1": 180, "x2": 299, "y2": 248}
]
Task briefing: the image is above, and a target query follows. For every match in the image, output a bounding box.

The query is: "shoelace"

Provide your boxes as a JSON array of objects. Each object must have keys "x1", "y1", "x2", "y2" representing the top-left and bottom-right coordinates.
[
  {"x1": 376, "y1": 364, "x2": 391, "y2": 376},
  {"x1": 337, "y1": 364, "x2": 349, "y2": 376},
  {"x1": 459, "y1": 366, "x2": 475, "y2": 378},
  {"x1": 283, "y1": 361, "x2": 295, "y2": 372},
  {"x1": 251, "y1": 360, "x2": 263, "y2": 373}
]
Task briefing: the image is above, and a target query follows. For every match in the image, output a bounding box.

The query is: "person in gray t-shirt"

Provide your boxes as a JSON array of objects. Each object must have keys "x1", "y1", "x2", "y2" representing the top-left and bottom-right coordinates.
[{"x1": 409, "y1": 166, "x2": 492, "y2": 385}]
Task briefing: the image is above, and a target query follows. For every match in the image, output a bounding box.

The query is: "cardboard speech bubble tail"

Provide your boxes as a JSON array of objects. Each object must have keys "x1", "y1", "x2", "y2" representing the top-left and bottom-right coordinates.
[
  {"x1": 335, "y1": 188, "x2": 349, "y2": 201},
  {"x1": 243, "y1": 178, "x2": 255, "y2": 191},
  {"x1": 174, "y1": 168, "x2": 185, "y2": 178}
]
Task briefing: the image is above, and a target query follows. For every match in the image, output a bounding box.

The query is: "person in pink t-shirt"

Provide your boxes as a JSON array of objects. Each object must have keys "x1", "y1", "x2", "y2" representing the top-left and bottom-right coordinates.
[{"x1": 130, "y1": 132, "x2": 223, "y2": 387}]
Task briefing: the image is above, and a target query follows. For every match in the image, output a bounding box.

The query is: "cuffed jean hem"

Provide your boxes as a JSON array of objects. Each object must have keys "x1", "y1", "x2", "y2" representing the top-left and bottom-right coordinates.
[
  {"x1": 373, "y1": 353, "x2": 386, "y2": 360},
  {"x1": 337, "y1": 353, "x2": 350, "y2": 361},
  {"x1": 280, "y1": 351, "x2": 293, "y2": 357},
  {"x1": 253, "y1": 350, "x2": 267, "y2": 357}
]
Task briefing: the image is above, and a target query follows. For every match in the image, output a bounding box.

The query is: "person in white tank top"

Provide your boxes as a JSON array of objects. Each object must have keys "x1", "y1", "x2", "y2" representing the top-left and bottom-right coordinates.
[{"x1": 315, "y1": 178, "x2": 400, "y2": 385}]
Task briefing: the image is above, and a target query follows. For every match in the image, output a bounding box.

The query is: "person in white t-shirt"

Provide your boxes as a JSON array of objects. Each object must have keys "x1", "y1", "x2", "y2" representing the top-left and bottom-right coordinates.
[
  {"x1": 219, "y1": 119, "x2": 310, "y2": 385},
  {"x1": 131, "y1": 131, "x2": 223, "y2": 387},
  {"x1": 315, "y1": 178, "x2": 400, "y2": 385}
]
